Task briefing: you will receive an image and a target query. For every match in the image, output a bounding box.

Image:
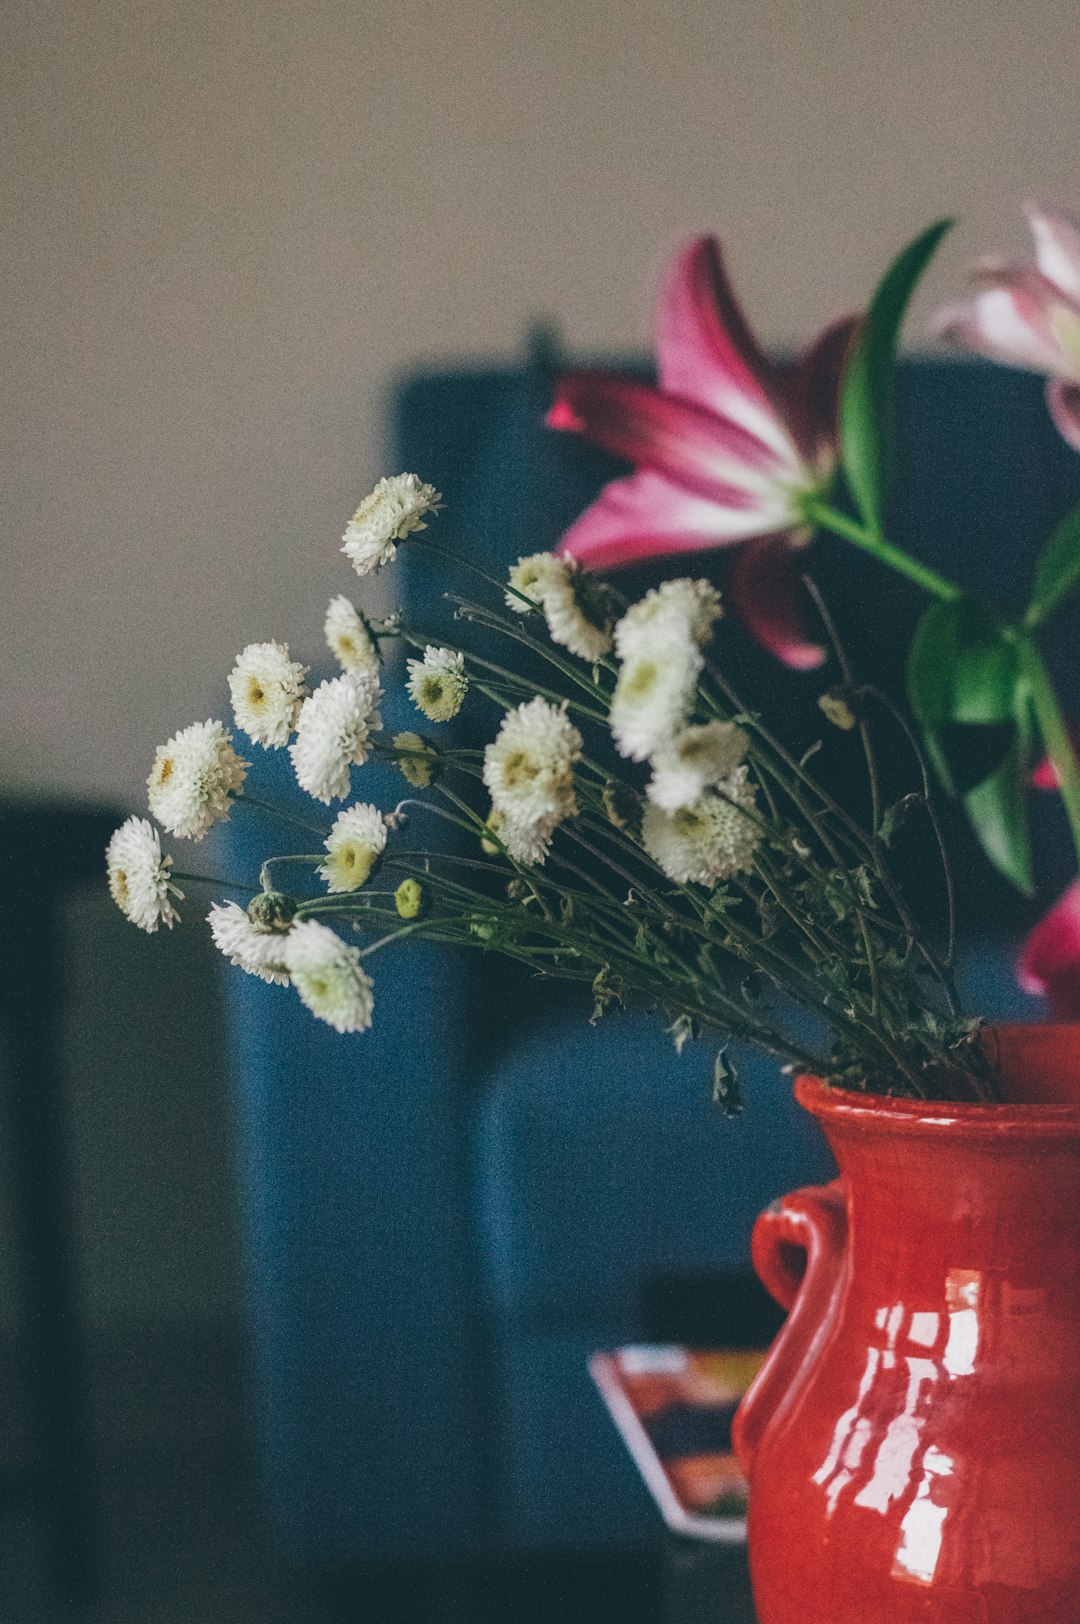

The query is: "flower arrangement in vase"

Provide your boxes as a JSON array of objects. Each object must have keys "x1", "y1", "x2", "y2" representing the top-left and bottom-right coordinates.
[{"x1": 107, "y1": 206, "x2": 1080, "y2": 1620}]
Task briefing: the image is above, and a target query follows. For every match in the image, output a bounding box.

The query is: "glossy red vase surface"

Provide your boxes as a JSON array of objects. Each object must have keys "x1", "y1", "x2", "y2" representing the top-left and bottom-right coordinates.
[{"x1": 733, "y1": 1024, "x2": 1080, "y2": 1623}]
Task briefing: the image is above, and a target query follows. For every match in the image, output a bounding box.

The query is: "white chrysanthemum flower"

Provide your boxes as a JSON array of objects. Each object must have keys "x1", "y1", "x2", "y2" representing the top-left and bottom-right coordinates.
[
  {"x1": 539, "y1": 562, "x2": 615, "y2": 661},
  {"x1": 483, "y1": 697, "x2": 582, "y2": 827},
  {"x1": 608, "y1": 637, "x2": 702, "y2": 763},
  {"x1": 106, "y1": 816, "x2": 183, "y2": 932},
  {"x1": 406, "y1": 645, "x2": 468, "y2": 722},
  {"x1": 647, "y1": 721, "x2": 749, "y2": 811},
  {"x1": 641, "y1": 771, "x2": 759, "y2": 886},
  {"x1": 147, "y1": 720, "x2": 249, "y2": 840},
  {"x1": 506, "y1": 552, "x2": 614, "y2": 661},
  {"x1": 482, "y1": 806, "x2": 556, "y2": 866},
  {"x1": 341, "y1": 474, "x2": 442, "y2": 575},
  {"x1": 505, "y1": 551, "x2": 564, "y2": 613},
  {"x1": 324, "y1": 595, "x2": 380, "y2": 676},
  {"x1": 319, "y1": 803, "x2": 388, "y2": 892},
  {"x1": 228, "y1": 641, "x2": 308, "y2": 748},
  {"x1": 283, "y1": 919, "x2": 374, "y2": 1033},
  {"x1": 208, "y1": 901, "x2": 292, "y2": 986},
  {"x1": 614, "y1": 579, "x2": 723, "y2": 659},
  {"x1": 289, "y1": 671, "x2": 383, "y2": 803}
]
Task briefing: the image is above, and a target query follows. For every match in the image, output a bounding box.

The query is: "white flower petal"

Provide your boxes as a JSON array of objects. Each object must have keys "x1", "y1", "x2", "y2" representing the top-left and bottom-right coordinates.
[
  {"x1": 228, "y1": 641, "x2": 308, "y2": 748},
  {"x1": 341, "y1": 474, "x2": 442, "y2": 575},
  {"x1": 289, "y1": 671, "x2": 383, "y2": 804},
  {"x1": 283, "y1": 919, "x2": 374, "y2": 1033},
  {"x1": 147, "y1": 721, "x2": 249, "y2": 841},
  {"x1": 106, "y1": 817, "x2": 183, "y2": 931}
]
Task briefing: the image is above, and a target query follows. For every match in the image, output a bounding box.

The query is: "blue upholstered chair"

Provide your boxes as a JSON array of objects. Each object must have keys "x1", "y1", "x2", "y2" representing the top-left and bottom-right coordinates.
[{"x1": 218, "y1": 353, "x2": 1080, "y2": 1570}]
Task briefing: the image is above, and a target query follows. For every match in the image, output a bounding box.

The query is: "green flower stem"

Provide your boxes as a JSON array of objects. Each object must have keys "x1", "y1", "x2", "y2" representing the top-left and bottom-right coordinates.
[
  {"x1": 258, "y1": 854, "x2": 323, "y2": 890},
  {"x1": 1018, "y1": 637, "x2": 1080, "y2": 864},
  {"x1": 804, "y1": 499, "x2": 963, "y2": 604},
  {"x1": 240, "y1": 793, "x2": 329, "y2": 839},
  {"x1": 171, "y1": 870, "x2": 252, "y2": 894}
]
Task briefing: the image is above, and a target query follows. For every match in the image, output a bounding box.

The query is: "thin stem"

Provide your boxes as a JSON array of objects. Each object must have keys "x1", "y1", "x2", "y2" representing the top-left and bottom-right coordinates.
[
  {"x1": 172, "y1": 870, "x2": 252, "y2": 895},
  {"x1": 803, "y1": 574, "x2": 881, "y2": 833},
  {"x1": 804, "y1": 499, "x2": 963, "y2": 604},
  {"x1": 1018, "y1": 637, "x2": 1080, "y2": 872},
  {"x1": 241, "y1": 793, "x2": 329, "y2": 839}
]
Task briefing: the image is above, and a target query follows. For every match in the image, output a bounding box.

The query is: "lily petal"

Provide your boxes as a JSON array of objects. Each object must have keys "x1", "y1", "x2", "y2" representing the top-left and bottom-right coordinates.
[
  {"x1": 548, "y1": 372, "x2": 791, "y2": 505},
  {"x1": 1031, "y1": 723, "x2": 1080, "y2": 789},
  {"x1": 1026, "y1": 203, "x2": 1080, "y2": 306},
  {"x1": 780, "y1": 314, "x2": 860, "y2": 467},
  {"x1": 1046, "y1": 379, "x2": 1080, "y2": 453},
  {"x1": 654, "y1": 236, "x2": 797, "y2": 465},
  {"x1": 556, "y1": 469, "x2": 789, "y2": 572},
  {"x1": 728, "y1": 536, "x2": 827, "y2": 670},
  {"x1": 1018, "y1": 880, "x2": 1080, "y2": 1014},
  {"x1": 933, "y1": 277, "x2": 1065, "y2": 375}
]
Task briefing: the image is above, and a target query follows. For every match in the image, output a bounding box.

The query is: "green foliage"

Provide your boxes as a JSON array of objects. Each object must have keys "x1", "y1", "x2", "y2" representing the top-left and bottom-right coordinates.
[
  {"x1": 1027, "y1": 498, "x2": 1080, "y2": 628},
  {"x1": 907, "y1": 598, "x2": 1032, "y2": 892},
  {"x1": 839, "y1": 219, "x2": 953, "y2": 534}
]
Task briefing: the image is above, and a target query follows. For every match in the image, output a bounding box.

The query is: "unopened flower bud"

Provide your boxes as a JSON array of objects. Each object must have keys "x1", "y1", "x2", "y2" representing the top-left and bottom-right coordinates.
[
  {"x1": 247, "y1": 890, "x2": 298, "y2": 934},
  {"x1": 392, "y1": 731, "x2": 440, "y2": 788},
  {"x1": 394, "y1": 878, "x2": 428, "y2": 920}
]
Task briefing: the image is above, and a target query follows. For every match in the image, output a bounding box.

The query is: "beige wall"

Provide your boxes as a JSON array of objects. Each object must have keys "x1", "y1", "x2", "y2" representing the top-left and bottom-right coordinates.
[{"x1": 5, "y1": 0, "x2": 1080, "y2": 806}]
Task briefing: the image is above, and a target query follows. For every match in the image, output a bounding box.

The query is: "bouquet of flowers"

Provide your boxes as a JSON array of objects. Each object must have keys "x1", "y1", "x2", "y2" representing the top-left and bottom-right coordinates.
[{"x1": 106, "y1": 208, "x2": 1080, "y2": 1105}]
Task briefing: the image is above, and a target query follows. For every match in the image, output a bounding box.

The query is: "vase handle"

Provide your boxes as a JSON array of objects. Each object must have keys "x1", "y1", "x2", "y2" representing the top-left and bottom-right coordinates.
[{"x1": 733, "y1": 1179, "x2": 848, "y2": 1475}]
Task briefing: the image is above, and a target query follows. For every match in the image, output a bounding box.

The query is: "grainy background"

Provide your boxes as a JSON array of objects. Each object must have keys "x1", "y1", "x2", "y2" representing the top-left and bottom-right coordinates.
[{"x1": 2, "y1": 0, "x2": 1077, "y2": 1373}]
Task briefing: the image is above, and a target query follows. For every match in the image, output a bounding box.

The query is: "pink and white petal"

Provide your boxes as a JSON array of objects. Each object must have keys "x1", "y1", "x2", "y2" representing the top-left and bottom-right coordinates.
[
  {"x1": 1017, "y1": 881, "x2": 1080, "y2": 1015},
  {"x1": 1026, "y1": 203, "x2": 1080, "y2": 305},
  {"x1": 555, "y1": 470, "x2": 789, "y2": 572},
  {"x1": 654, "y1": 237, "x2": 800, "y2": 469},
  {"x1": 779, "y1": 314, "x2": 860, "y2": 467},
  {"x1": 548, "y1": 372, "x2": 791, "y2": 504},
  {"x1": 933, "y1": 285, "x2": 1065, "y2": 375},
  {"x1": 728, "y1": 536, "x2": 827, "y2": 670},
  {"x1": 1046, "y1": 378, "x2": 1080, "y2": 453}
]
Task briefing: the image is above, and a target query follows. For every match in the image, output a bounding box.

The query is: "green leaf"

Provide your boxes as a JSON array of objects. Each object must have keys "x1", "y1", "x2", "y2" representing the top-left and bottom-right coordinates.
[
  {"x1": 906, "y1": 597, "x2": 1032, "y2": 891},
  {"x1": 1027, "y1": 498, "x2": 1080, "y2": 627},
  {"x1": 962, "y1": 731, "x2": 1033, "y2": 895},
  {"x1": 839, "y1": 219, "x2": 953, "y2": 534}
]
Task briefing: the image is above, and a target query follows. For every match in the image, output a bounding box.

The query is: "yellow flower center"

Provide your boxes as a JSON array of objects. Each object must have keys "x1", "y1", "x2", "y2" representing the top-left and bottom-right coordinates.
[
  {"x1": 501, "y1": 749, "x2": 540, "y2": 788},
  {"x1": 624, "y1": 660, "x2": 658, "y2": 698}
]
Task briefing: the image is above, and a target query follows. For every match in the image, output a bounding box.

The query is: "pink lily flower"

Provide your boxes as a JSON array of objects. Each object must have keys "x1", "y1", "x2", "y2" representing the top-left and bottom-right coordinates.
[
  {"x1": 934, "y1": 204, "x2": 1080, "y2": 453},
  {"x1": 1018, "y1": 880, "x2": 1080, "y2": 1017},
  {"x1": 547, "y1": 237, "x2": 858, "y2": 669}
]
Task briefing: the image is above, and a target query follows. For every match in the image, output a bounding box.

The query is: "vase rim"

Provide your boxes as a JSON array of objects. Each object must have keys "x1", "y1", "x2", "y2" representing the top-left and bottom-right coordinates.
[{"x1": 795, "y1": 1022, "x2": 1080, "y2": 1136}]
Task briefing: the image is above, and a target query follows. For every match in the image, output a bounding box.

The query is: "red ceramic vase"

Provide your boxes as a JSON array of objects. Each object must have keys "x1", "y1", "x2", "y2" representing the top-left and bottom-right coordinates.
[{"x1": 733, "y1": 1024, "x2": 1080, "y2": 1623}]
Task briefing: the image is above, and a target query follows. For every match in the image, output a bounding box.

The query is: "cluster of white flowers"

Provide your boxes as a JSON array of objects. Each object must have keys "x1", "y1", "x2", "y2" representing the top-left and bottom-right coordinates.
[
  {"x1": 606, "y1": 580, "x2": 760, "y2": 886},
  {"x1": 647, "y1": 720, "x2": 748, "y2": 811},
  {"x1": 406, "y1": 645, "x2": 468, "y2": 722},
  {"x1": 111, "y1": 465, "x2": 763, "y2": 1044},
  {"x1": 642, "y1": 768, "x2": 759, "y2": 885},
  {"x1": 147, "y1": 720, "x2": 249, "y2": 840},
  {"x1": 609, "y1": 580, "x2": 722, "y2": 762},
  {"x1": 506, "y1": 551, "x2": 615, "y2": 662},
  {"x1": 106, "y1": 817, "x2": 183, "y2": 932},
  {"x1": 228, "y1": 641, "x2": 308, "y2": 748},
  {"x1": 342, "y1": 474, "x2": 442, "y2": 576},
  {"x1": 325, "y1": 595, "x2": 380, "y2": 676},
  {"x1": 208, "y1": 905, "x2": 374, "y2": 1031},
  {"x1": 320, "y1": 803, "x2": 388, "y2": 892},
  {"x1": 289, "y1": 670, "x2": 383, "y2": 803},
  {"x1": 482, "y1": 696, "x2": 582, "y2": 864}
]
